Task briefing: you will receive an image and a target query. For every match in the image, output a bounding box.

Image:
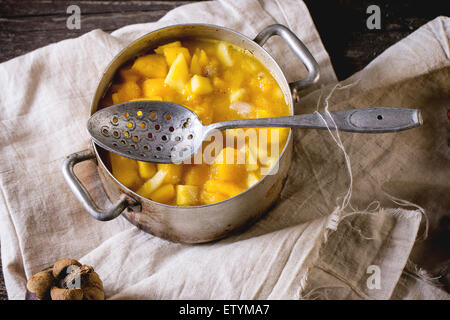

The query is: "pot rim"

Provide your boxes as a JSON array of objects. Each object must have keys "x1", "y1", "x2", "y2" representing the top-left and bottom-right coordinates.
[{"x1": 91, "y1": 23, "x2": 294, "y2": 209}]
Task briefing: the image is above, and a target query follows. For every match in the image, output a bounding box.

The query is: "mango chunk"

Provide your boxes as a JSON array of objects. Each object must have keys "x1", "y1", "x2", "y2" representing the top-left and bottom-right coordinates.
[
  {"x1": 200, "y1": 190, "x2": 228, "y2": 205},
  {"x1": 212, "y1": 76, "x2": 226, "y2": 89},
  {"x1": 163, "y1": 47, "x2": 191, "y2": 66},
  {"x1": 190, "y1": 75, "x2": 213, "y2": 95},
  {"x1": 157, "y1": 163, "x2": 183, "y2": 184},
  {"x1": 176, "y1": 185, "x2": 200, "y2": 206},
  {"x1": 150, "y1": 184, "x2": 175, "y2": 203},
  {"x1": 154, "y1": 41, "x2": 181, "y2": 54},
  {"x1": 132, "y1": 54, "x2": 167, "y2": 78},
  {"x1": 190, "y1": 49, "x2": 209, "y2": 75},
  {"x1": 142, "y1": 78, "x2": 174, "y2": 97},
  {"x1": 184, "y1": 165, "x2": 210, "y2": 186},
  {"x1": 190, "y1": 52, "x2": 201, "y2": 75},
  {"x1": 113, "y1": 81, "x2": 141, "y2": 103},
  {"x1": 109, "y1": 153, "x2": 140, "y2": 188},
  {"x1": 164, "y1": 53, "x2": 189, "y2": 92},
  {"x1": 137, "y1": 161, "x2": 156, "y2": 179},
  {"x1": 217, "y1": 42, "x2": 233, "y2": 67},
  {"x1": 119, "y1": 68, "x2": 141, "y2": 82},
  {"x1": 212, "y1": 163, "x2": 246, "y2": 182},
  {"x1": 230, "y1": 88, "x2": 247, "y2": 103},
  {"x1": 112, "y1": 93, "x2": 120, "y2": 105},
  {"x1": 205, "y1": 179, "x2": 244, "y2": 198},
  {"x1": 136, "y1": 169, "x2": 167, "y2": 198},
  {"x1": 198, "y1": 49, "x2": 209, "y2": 67}
]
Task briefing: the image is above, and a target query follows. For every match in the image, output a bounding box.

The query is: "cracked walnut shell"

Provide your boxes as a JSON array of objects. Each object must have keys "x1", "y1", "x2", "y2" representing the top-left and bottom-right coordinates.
[{"x1": 26, "y1": 259, "x2": 104, "y2": 300}]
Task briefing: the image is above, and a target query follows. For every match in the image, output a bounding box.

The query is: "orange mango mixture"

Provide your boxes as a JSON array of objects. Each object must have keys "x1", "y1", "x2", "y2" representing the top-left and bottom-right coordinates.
[{"x1": 100, "y1": 39, "x2": 290, "y2": 206}]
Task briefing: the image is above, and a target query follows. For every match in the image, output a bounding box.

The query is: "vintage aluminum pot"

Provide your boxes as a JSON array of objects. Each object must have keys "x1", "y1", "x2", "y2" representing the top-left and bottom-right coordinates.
[{"x1": 62, "y1": 24, "x2": 320, "y2": 243}]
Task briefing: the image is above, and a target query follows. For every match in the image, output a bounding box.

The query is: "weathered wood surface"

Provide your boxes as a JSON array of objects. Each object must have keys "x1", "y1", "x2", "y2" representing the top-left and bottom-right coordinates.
[{"x1": 0, "y1": 0, "x2": 447, "y2": 300}]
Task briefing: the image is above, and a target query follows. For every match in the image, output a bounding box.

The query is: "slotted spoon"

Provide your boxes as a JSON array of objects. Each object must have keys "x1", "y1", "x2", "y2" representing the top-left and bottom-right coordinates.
[{"x1": 87, "y1": 101, "x2": 422, "y2": 163}]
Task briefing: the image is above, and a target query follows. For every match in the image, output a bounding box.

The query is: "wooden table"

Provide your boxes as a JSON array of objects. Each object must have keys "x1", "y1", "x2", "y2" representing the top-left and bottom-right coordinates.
[{"x1": 0, "y1": 0, "x2": 446, "y2": 300}]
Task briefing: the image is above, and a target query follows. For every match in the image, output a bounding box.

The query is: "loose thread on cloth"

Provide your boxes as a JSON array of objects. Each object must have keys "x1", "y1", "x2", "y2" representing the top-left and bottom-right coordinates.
[
  {"x1": 382, "y1": 191, "x2": 429, "y2": 241},
  {"x1": 312, "y1": 81, "x2": 360, "y2": 240},
  {"x1": 297, "y1": 81, "x2": 429, "y2": 299}
]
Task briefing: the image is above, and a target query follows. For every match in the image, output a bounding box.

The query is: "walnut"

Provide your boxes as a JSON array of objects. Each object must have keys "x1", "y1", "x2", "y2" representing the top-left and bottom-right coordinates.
[{"x1": 26, "y1": 259, "x2": 104, "y2": 300}]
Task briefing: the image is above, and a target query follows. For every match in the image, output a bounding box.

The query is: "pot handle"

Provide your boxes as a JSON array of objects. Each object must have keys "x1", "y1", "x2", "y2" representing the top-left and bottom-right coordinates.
[
  {"x1": 254, "y1": 24, "x2": 320, "y2": 94},
  {"x1": 62, "y1": 149, "x2": 133, "y2": 221}
]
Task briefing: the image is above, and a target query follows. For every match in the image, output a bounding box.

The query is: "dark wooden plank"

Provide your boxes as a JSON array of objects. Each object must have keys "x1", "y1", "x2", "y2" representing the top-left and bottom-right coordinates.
[
  {"x1": 303, "y1": 0, "x2": 449, "y2": 79},
  {"x1": 0, "y1": 0, "x2": 200, "y2": 62}
]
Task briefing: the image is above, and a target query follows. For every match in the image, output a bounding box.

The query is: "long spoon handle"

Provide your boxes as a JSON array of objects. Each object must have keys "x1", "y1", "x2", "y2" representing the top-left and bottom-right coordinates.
[{"x1": 206, "y1": 107, "x2": 422, "y2": 133}]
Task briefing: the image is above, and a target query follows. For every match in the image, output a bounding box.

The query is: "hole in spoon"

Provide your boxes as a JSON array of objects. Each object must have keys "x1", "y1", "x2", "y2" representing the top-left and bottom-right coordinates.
[{"x1": 377, "y1": 115, "x2": 383, "y2": 120}]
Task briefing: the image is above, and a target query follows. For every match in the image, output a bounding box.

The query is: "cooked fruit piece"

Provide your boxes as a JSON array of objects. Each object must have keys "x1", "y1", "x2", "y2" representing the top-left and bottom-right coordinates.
[
  {"x1": 150, "y1": 184, "x2": 175, "y2": 203},
  {"x1": 212, "y1": 163, "x2": 246, "y2": 182},
  {"x1": 154, "y1": 41, "x2": 181, "y2": 54},
  {"x1": 136, "y1": 169, "x2": 167, "y2": 198},
  {"x1": 163, "y1": 47, "x2": 191, "y2": 66},
  {"x1": 191, "y1": 75, "x2": 213, "y2": 95},
  {"x1": 142, "y1": 78, "x2": 174, "y2": 97},
  {"x1": 112, "y1": 93, "x2": 120, "y2": 105},
  {"x1": 113, "y1": 81, "x2": 141, "y2": 103},
  {"x1": 176, "y1": 185, "x2": 200, "y2": 206},
  {"x1": 229, "y1": 88, "x2": 247, "y2": 103},
  {"x1": 164, "y1": 53, "x2": 190, "y2": 92},
  {"x1": 137, "y1": 161, "x2": 157, "y2": 179},
  {"x1": 198, "y1": 49, "x2": 209, "y2": 67},
  {"x1": 212, "y1": 76, "x2": 226, "y2": 89},
  {"x1": 183, "y1": 165, "x2": 210, "y2": 186},
  {"x1": 119, "y1": 68, "x2": 141, "y2": 82},
  {"x1": 131, "y1": 54, "x2": 167, "y2": 78},
  {"x1": 190, "y1": 51, "x2": 201, "y2": 75},
  {"x1": 157, "y1": 163, "x2": 183, "y2": 184},
  {"x1": 110, "y1": 153, "x2": 140, "y2": 188},
  {"x1": 211, "y1": 148, "x2": 247, "y2": 182},
  {"x1": 217, "y1": 42, "x2": 233, "y2": 67},
  {"x1": 200, "y1": 190, "x2": 228, "y2": 205},
  {"x1": 204, "y1": 179, "x2": 245, "y2": 198}
]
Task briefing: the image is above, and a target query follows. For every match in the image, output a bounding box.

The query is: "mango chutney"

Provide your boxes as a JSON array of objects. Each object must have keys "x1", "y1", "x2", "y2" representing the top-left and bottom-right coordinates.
[{"x1": 99, "y1": 39, "x2": 290, "y2": 206}]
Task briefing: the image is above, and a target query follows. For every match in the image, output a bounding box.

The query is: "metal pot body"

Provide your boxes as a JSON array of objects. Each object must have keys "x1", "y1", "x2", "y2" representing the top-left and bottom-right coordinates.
[{"x1": 63, "y1": 24, "x2": 319, "y2": 243}]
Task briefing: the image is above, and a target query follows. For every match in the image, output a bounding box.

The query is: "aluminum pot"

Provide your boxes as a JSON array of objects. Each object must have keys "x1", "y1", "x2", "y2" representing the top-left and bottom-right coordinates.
[{"x1": 62, "y1": 24, "x2": 319, "y2": 243}]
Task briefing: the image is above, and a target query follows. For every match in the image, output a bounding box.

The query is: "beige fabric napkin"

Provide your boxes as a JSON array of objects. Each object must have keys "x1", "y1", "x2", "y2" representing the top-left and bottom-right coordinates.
[{"x1": 0, "y1": 0, "x2": 448, "y2": 300}]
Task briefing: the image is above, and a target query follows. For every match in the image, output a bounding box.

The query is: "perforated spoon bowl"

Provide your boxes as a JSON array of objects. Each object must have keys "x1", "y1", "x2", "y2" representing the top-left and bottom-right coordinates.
[{"x1": 87, "y1": 101, "x2": 422, "y2": 163}]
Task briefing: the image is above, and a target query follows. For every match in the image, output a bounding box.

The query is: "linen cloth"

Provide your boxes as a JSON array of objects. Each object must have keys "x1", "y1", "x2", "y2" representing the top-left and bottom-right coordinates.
[{"x1": 0, "y1": 0, "x2": 448, "y2": 299}]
